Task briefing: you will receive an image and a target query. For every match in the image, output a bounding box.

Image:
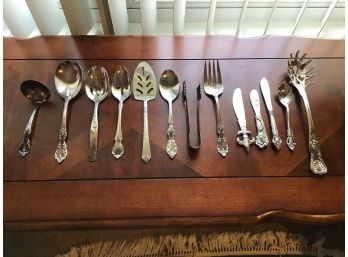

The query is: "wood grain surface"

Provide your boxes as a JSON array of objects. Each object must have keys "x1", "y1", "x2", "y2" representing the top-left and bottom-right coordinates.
[
  {"x1": 3, "y1": 36, "x2": 344, "y2": 229},
  {"x1": 4, "y1": 177, "x2": 344, "y2": 230},
  {"x1": 3, "y1": 36, "x2": 344, "y2": 60}
]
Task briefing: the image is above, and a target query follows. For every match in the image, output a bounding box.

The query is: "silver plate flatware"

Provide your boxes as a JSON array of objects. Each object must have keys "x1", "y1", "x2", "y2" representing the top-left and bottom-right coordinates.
[
  {"x1": 260, "y1": 77, "x2": 282, "y2": 150},
  {"x1": 85, "y1": 65, "x2": 109, "y2": 162},
  {"x1": 203, "y1": 60, "x2": 228, "y2": 157},
  {"x1": 250, "y1": 89, "x2": 269, "y2": 149},
  {"x1": 278, "y1": 81, "x2": 296, "y2": 151},
  {"x1": 111, "y1": 66, "x2": 132, "y2": 159},
  {"x1": 159, "y1": 69, "x2": 180, "y2": 159},
  {"x1": 183, "y1": 82, "x2": 201, "y2": 151},
  {"x1": 132, "y1": 61, "x2": 157, "y2": 163},
  {"x1": 288, "y1": 50, "x2": 327, "y2": 175},
  {"x1": 19, "y1": 80, "x2": 50, "y2": 157},
  {"x1": 232, "y1": 88, "x2": 255, "y2": 151},
  {"x1": 54, "y1": 60, "x2": 82, "y2": 163}
]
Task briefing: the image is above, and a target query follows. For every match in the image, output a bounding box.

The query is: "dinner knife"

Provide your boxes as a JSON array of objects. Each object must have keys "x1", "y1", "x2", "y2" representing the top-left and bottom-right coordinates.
[
  {"x1": 250, "y1": 89, "x2": 269, "y2": 148},
  {"x1": 260, "y1": 77, "x2": 282, "y2": 150},
  {"x1": 232, "y1": 88, "x2": 255, "y2": 152}
]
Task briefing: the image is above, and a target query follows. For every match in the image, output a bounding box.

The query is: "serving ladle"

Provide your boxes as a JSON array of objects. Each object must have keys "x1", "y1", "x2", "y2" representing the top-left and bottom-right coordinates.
[
  {"x1": 85, "y1": 65, "x2": 109, "y2": 162},
  {"x1": 159, "y1": 69, "x2": 180, "y2": 159},
  {"x1": 54, "y1": 60, "x2": 82, "y2": 163},
  {"x1": 19, "y1": 80, "x2": 50, "y2": 157}
]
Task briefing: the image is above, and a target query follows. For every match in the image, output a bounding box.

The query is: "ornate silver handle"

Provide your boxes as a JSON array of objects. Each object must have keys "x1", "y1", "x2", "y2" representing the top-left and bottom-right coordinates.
[
  {"x1": 142, "y1": 100, "x2": 151, "y2": 163},
  {"x1": 54, "y1": 100, "x2": 69, "y2": 163},
  {"x1": 166, "y1": 101, "x2": 177, "y2": 159},
  {"x1": 269, "y1": 111, "x2": 282, "y2": 150},
  {"x1": 112, "y1": 100, "x2": 124, "y2": 159},
  {"x1": 254, "y1": 115, "x2": 269, "y2": 149},
  {"x1": 19, "y1": 105, "x2": 38, "y2": 157},
  {"x1": 89, "y1": 102, "x2": 99, "y2": 162},
  {"x1": 214, "y1": 96, "x2": 228, "y2": 157},
  {"x1": 298, "y1": 88, "x2": 327, "y2": 175},
  {"x1": 285, "y1": 106, "x2": 296, "y2": 151},
  {"x1": 236, "y1": 127, "x2": 255, "y2": 152}
]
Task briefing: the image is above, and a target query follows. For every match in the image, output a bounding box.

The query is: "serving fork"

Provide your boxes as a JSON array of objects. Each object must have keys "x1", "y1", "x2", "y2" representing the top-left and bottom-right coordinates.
[
  {"x1": 203, "y1": 60, "x2": 228, "y2": 157},
  {"x1": 287, "y1": 50, "x2": 327, "y2": 175}
]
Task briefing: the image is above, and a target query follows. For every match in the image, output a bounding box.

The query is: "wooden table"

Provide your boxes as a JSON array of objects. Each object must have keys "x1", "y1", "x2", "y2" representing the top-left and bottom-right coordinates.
[{"x1": 4, "y1": 36, "x2": 344, "y2": 230}]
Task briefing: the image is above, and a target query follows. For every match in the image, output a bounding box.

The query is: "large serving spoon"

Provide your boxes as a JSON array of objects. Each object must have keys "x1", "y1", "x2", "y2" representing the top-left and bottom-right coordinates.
[
  {"x1": 19, "y1": 80, "x2": 50, "y2": 157},
  {"x1": 159, "y1": 69, "x2": 180, "y2": 159},
  {"x1": 85, "y1": 65, "x2": 109, "y2": 162},
  {"x1": 54, "y1": 60, "x2": 82, "y2": 163},
  {"x1": 111, "y1": 65, "x2": 132, "y2": 159},
  {"x1": 278, "y1": 81, "x2": 296, "y2": 151}
]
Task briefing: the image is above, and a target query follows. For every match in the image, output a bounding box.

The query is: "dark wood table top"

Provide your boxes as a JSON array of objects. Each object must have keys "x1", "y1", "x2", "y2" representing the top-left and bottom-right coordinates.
[{"x1": 4, "y1": 36, "x2": 344, "y2": 230}]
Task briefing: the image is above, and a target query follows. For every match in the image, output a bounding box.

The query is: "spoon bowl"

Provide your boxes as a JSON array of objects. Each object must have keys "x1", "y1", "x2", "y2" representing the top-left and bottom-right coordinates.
[
  {"x1": 112, "y1": 65, "x2": 132, "y2": 101},
  {"x1": 159, "y1": 69, "x2": 180, "y2": 102},
  {"x1": 20, "y1": 80, "x2": 50, "y2": 104},
  {"x1": 55, "y1": 61, "x2": 82, "y2": 100},
  {"x1": 85, "y1": 65, "x2": 109, "y2": 103},
  {"x1": 277, "y1": 82, "x2": 293, "y2": 107}
]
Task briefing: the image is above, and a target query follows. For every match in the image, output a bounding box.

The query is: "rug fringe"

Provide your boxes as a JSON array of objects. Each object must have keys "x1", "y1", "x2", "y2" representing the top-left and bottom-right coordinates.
[{"x1": 55, "y1": 231, "x2": 344, "y2": 257}]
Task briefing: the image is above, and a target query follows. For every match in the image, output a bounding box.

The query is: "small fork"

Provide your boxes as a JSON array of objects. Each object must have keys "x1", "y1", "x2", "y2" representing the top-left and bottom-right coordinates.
[{"x1": 203, "y1": 60, "x2": 229, "y2": 157}]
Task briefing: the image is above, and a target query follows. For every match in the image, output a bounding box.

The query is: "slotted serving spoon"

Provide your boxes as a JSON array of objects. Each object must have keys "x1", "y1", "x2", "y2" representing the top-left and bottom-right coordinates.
[
  {"x1": 111, "y1": 65, "x2": 132, "y2": 159},
  {"x1": 132, "y1": 61, "x2": 157, "y2": 163},
  {"x1": 85, "y1": 65, "x2": 109, "y2": 162}
]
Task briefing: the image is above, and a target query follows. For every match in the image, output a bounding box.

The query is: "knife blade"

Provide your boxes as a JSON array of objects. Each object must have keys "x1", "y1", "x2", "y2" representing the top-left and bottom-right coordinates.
[
  {"x1": 232, "y1": 88, "x2": 255, "y2": 152},
  {"x1": 250, "y1": 89, "x2": 261, "y2": 116},
  {"x1": 260, "y1": 77, "x2": 274, "y2": 112},
  {"x1": 250, "y1": 89, "x2": 269, "y2": 148},
  {"x1": 233, "y1": 88, "x2": 247, "y2": 128},
  {"x1": 260, "y1": 77, "x2": 282, "y2": 150}
]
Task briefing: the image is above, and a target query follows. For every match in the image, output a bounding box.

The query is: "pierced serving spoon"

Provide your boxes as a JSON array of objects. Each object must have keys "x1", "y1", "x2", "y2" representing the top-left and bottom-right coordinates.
[
  {"x1": 54, "y1": 60, "x2": 82, "y2": 163},
  {"x1": 111, "y1": 65, "x2": 132, "y2": 159},
  {"x1": 85, "y1": 65, "x2": 109, "y2": 162},
  {"x1": 278, "y1": 81, "x2": 296, "y2": 151},
  {"x1": 19, "y1": 80, "x2": 50, "y2": 157},
  {"x1": 159, "y1": 69, "x2": 180, "y2": 159}
]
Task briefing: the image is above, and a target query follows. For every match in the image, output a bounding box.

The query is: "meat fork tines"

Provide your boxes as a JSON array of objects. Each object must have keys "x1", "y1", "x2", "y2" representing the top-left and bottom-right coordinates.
[{"x1": 183, "y1": 81, "x2": 201, "y2": 151}]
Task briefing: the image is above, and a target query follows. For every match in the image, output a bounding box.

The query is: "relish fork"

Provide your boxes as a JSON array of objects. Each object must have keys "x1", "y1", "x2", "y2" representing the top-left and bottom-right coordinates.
[{"x1": 203, "y1": 60, "x2": 228, "y2": 157}]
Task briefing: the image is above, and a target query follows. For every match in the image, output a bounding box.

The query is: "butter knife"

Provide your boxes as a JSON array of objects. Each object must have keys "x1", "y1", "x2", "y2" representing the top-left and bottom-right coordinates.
[
  {"x1": 250, "y1": 89, "x2": 269, "y2": 148},
  {"x1": 260, "y1": 77, "x2": 282, "y2": 150},
  {"x1": 232, "y1": 88, "x2": 255, "y2": 152}
]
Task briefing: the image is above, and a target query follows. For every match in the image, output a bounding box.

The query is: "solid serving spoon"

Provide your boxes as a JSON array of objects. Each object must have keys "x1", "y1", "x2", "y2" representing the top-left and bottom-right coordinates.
[
  {"x1": 159, "y1": 69, "x2": 180, "y2": 159},
  {"x1": 85, "y1": 65, "x2": 109, "y2": 162},
  {"x1": 54, "y1": 60, "x2": 82, "y2": 163},
  {"x1": 19, "y1": 80, "x2": 50, "y2": 157},
  {"x1": 278, "y1": 81, "x2": 296, "y2": 151}
]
